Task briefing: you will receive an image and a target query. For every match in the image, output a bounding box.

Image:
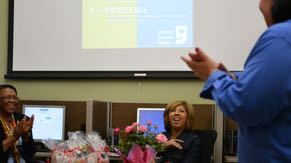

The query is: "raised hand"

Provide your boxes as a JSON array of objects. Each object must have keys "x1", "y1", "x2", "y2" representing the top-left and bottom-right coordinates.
[
  {"x1": 22, "y1": 115, "x2": 34, "y2": 138},
  {"x1": 163, "y1": 139, "x2": 184, "y2": 150},
  {"x1": 13, "y1": 115, "x2": 34, "y2": 139},
  {"x1": 181, "y1": 47, "x2": 220, "y2": 81}
]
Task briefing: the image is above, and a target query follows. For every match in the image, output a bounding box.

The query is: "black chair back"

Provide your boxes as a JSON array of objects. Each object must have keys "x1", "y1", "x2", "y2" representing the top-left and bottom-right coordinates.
[{"x1": 195, "y1": 129, "x2": 217, "y2": 163}]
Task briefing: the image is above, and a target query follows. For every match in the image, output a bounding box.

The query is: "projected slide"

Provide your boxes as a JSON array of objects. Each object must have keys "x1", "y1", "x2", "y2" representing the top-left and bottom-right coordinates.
[{"x1": 82, "y1": 0, "x2": 193, "y2": 49}]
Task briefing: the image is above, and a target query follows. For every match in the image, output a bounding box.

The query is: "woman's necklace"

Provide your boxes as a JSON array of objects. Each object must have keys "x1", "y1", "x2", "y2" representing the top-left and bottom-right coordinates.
[{"x1": 171, "y1": 129, "x2": 183, "y2": 139}]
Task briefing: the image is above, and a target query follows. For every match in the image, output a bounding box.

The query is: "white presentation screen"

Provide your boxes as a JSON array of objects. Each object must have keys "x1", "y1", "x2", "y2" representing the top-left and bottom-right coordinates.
[
  {"x1": 137, "y1": 108, "x2": 165, "y2": 134},
  {"x1": 7, "y1": 0, "x2": 266, "y2": 78},
  {"x1": 23, "y1": 105, "x2": 65, "y2": 141}
]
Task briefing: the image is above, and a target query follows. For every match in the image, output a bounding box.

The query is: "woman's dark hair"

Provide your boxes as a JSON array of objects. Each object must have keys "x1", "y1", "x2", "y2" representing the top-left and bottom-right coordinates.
[
  {"x1": 0, "y1": 84, "x2": 17, "y2": 95},
  {"x1": 272, "y1": 0, "x2": 291, "y2": 24}
]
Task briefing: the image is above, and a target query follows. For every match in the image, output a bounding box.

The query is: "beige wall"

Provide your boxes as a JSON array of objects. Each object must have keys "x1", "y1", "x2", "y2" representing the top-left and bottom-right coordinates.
[{"x1": 0, "y1": 0, "x2": 211, "y2": 104}]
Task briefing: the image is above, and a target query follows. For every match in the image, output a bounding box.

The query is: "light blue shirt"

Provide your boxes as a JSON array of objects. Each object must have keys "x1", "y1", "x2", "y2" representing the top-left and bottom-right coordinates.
[{"x1": 200, "y1": 19, "x2": 291, "y2": 163}]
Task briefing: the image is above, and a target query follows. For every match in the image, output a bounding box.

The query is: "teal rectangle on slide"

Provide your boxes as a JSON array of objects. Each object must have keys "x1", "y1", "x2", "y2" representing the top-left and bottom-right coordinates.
[{"x1": 137, "y1": 0, "x2": 193, "y2": 48}]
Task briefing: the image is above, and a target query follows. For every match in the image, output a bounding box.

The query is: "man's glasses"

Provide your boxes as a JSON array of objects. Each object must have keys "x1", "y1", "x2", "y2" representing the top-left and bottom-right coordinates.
[{"x1": 0, "y1": 96, "x2": 19, "y2": 102}]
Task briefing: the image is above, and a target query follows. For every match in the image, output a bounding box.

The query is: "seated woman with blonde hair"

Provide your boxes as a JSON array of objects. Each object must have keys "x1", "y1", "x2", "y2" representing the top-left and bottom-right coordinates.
[{"x1": 156, "y1": 100, "x2": 201, "y2": 163}]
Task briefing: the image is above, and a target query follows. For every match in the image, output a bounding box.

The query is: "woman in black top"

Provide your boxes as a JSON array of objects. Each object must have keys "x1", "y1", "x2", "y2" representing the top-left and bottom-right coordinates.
[
  {"x1": 0, "y1": 84, "x2": 36, "y2": 163},
  {"x1": 157, "y1": 100, "x2": 201, "y2": 163}
]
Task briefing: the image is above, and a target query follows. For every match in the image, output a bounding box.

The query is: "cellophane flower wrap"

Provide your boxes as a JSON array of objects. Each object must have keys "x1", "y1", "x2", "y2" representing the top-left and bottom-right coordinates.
[
  {"x1": 43, "y1": 131, "x2": 109, "y2": 163},
  {"x1": 115, "y1": 120, "x2": 168, "y2": 163}
]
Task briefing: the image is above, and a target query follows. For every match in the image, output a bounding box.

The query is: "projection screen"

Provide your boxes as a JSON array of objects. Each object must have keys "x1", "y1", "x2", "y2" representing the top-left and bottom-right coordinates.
[{"x1": 6, "y1": 0, "x2": 266, "y2": 79}]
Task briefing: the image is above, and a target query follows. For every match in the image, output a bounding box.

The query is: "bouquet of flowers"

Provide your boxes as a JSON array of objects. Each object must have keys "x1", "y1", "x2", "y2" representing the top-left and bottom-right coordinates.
[{"x1": 115, "y1": 120, "x2": 168, "y2": 163}]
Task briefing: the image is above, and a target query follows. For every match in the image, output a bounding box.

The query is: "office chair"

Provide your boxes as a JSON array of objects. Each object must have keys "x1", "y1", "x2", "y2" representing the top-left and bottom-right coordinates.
[{"x1": 194, "y1": 129, "x2": 217, "y2": 163}]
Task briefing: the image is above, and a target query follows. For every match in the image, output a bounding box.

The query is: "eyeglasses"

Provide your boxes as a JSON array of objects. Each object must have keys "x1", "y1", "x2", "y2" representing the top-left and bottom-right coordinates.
[{"x1": 0, "y1": 96, "x2": 19, "y2": 102}]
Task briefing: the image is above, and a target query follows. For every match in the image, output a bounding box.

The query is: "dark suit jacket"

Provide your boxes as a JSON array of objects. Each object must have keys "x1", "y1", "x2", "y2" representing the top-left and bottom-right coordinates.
[
  {"x1": 0, "y1": 112, "x2": 36, "y2": 162},
  {"x1": 157, "y1": 130, "x2": 202, "y2": 163}
]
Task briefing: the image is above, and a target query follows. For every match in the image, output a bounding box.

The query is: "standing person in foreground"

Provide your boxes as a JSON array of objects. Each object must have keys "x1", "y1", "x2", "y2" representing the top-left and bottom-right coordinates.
[
  {"x1": 181, "y1": 0, "x2": 291, "y2": 162},
  {"x1": 0, "y1": 84, "x2": 36, "y2": 163}
]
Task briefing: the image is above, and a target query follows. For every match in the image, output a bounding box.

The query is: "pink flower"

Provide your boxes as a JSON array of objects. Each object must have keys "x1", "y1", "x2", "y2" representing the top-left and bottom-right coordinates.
[
  {"x1": 146, "y1": 120, "x2": 152, "y2": 126},
  {"x1": 138, "y1": 125, "x2": 147, "y2": 133},
  {"x1": 114, "y1": 128, "x2": 120, "y2": 135},
  {"x1": 132, "y1": 122, "x2": 139, "y2": 127},
  {"x1": 155, "y1": 133, "x2": 168, "y2": 143},
  {"x1": 125, "y1": 126, "x2": 134, "y2": 133}
]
